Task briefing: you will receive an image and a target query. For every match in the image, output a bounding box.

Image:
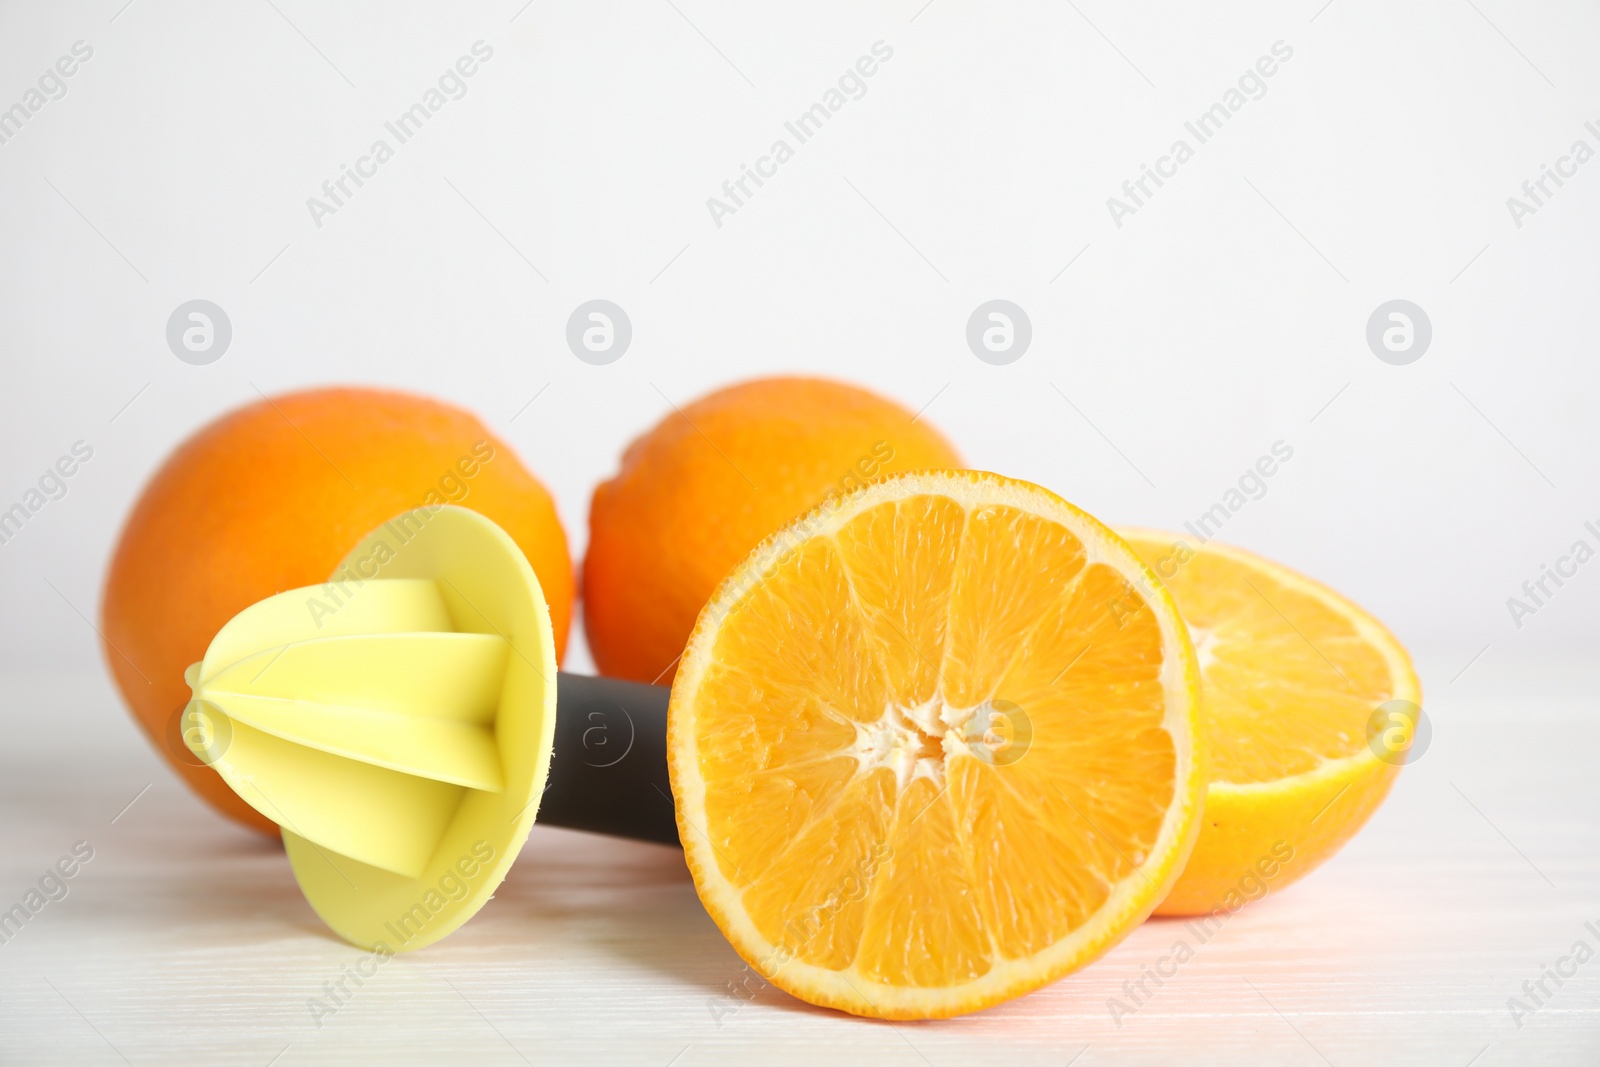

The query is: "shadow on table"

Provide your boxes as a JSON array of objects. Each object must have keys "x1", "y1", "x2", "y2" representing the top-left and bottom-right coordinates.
[{"x1": 488, "y1": 826, "x2": 1021, "y2": 1026}]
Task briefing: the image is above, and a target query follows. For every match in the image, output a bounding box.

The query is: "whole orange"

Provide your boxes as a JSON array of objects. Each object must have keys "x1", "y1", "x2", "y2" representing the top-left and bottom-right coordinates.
[
  {"x1": 583, "y1": 377, "x2": 962, "y2": 684},
  {"x1": 101, "y1": 387, "x2": 573, "y2": 834}
]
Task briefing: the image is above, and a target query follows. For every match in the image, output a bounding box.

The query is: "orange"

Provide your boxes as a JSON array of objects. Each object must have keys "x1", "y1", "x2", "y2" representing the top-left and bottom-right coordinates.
[
  {"x1": 101, "y1": 387, "x2": 573, "y2": 835},
  {"x1": 669, "y1": 471, "x2": 1204, "y2": 1019},
  {"x1": 1119, "y1": 530, "x2": 1420, "y2": 916},
  {"x1": 583, "y1": 377, "x2": 961, "y2": 684}
]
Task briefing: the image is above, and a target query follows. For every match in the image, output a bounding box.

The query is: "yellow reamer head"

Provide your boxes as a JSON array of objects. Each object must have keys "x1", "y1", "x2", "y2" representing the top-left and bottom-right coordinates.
[{"x1": 179, "y1": 506, "x2": 558, "y2": 952}]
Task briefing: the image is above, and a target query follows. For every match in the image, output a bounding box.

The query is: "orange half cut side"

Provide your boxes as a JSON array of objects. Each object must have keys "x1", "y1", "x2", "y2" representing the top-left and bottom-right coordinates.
[{"x1": 670, "y1": 471, "x2": 1205, "y2": 1019}]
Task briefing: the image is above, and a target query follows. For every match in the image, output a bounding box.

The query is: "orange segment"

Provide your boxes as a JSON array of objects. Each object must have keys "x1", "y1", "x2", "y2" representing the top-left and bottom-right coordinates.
[
  {"x1": 941, "y1": 503, "x2": 1088, "y2": 707},
  {"x1": 828, "y1": 492, "x2": 966, "y2": 708},
  {"x1": 1120, "y1": 530, "x2": 1421, "y2": 916},
  {"x1": 670, "y1": 471, "x2": 1204, "y2": 1019}
]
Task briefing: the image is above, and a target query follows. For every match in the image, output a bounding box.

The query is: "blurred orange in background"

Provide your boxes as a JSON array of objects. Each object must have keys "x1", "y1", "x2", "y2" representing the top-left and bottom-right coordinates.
[
  {"x1": 582, "y1": 376, "x2": 962, "y2": 684},
  {"x1": 101, "y1": 386, "x2": 573, "y2": 834}
]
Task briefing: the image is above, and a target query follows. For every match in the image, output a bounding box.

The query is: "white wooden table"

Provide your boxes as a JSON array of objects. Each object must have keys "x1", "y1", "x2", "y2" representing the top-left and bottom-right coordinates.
[{"x1": 2, "y1": 655, "x2": 1596, "y2": 1066}]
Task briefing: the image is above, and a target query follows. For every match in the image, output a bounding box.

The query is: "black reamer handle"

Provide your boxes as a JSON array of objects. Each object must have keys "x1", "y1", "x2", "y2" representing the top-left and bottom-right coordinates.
[{"x1": 539, "y1": 672, "x2": 680, "y2": 847}]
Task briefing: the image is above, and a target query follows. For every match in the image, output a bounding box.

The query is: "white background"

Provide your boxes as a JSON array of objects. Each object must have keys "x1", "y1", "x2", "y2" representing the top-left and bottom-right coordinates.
[
  {"x1": 1, "y1": 0, "x2": 1597, "y2": 687},
  {"x1": 2, "y1": 3, "x2": 1599, "y2": 1064}
]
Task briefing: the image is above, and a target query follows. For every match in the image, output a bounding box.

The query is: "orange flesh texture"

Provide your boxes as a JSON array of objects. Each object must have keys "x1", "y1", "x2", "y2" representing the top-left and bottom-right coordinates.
[
  {"x1": 1123, "y1": 535, "x2": 1398, "y2": 785},
  {"x1": 692, "y1": 494, "x2": 1178, "y2": 987}
]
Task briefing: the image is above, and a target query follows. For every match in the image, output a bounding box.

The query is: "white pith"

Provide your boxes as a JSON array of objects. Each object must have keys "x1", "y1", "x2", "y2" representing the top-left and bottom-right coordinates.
[
  {"x1": 1189, "y1": 624, "x2": 1220, "y2": 673},
  {"x1": 850, "y1": 696, "x2": 1016, "y2": 791}
]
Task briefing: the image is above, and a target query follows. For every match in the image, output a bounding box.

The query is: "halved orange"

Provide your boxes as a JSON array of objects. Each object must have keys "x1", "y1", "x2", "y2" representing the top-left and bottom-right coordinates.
[
  {"x1": 1119, "y1": 530, "x2": 1421, "y2": 916},
  {"x1": 668, "y1": 471, "x2": 1205, "y2": 1019}
]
